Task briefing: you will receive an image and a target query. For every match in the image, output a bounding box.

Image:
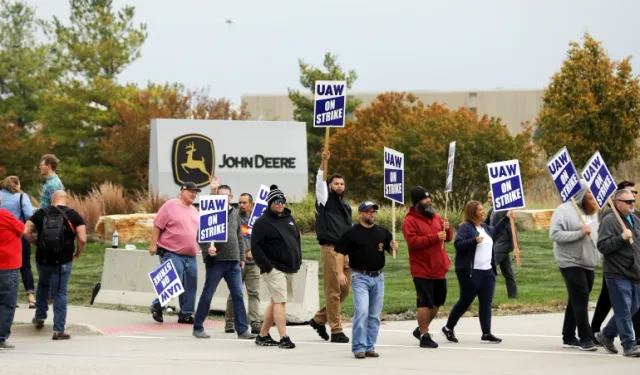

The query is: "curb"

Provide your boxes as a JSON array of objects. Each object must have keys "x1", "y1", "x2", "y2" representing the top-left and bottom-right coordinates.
[{"x1": 11, "y1": 323, "x2": 104, "y2": 337}]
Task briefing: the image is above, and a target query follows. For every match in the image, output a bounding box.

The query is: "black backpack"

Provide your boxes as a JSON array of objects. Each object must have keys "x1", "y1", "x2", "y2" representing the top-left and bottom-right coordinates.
[{"x1": 39, "y1": 206, "x2": 75, "y2": 260}]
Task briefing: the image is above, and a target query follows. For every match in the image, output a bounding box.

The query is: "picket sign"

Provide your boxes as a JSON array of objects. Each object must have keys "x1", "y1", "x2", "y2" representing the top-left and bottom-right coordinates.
[
  {"x1": 314, "y1": 80, "x2": 347, "y2": 175},
  {"x1": 383, "y1": 147, "x2": 404, "y2": 259}
]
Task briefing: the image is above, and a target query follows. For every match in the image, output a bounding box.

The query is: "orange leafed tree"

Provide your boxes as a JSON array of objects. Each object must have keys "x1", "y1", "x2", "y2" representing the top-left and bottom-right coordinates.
[
  {"x1": 100, "y1": 85, "x2": 250, "y2": 191},
  {"x1": 328, "y1": 92, "x2": 538, "y2": 212}
]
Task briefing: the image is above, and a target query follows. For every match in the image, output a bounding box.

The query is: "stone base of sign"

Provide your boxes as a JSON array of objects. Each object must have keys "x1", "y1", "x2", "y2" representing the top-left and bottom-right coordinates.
[
  {"x1": 93, "y1": 248, "x2": 319, "y2": 324},
  {"x1": 95, "y1": 214, "x2": 157, "y2": 244},
  {"x1": 514, "y1": 209, "x2": 555, "y2": 231}
]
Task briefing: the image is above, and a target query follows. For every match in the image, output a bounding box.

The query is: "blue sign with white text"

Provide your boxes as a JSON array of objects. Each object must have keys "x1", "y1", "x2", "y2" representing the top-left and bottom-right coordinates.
[
  {"x1": 248, "y1": 184, "x2": 269, "y2": 231},
  {"x1": 547, "y1": 147, "x2": 581, "y2": 203},
  {"x1": 314, "y1": 80, "x2": 346, "y2": 127},
  {"x1": 581, "y1": 151, "x2": 616, "y2": 209},
  {"x1": 487, "y1": 159, "x2": 526, "y2": 211},
  {"x1": 199, "y1": 195, "x2": 228, "y2": 242},
  {"x1": 148, "y1": 259, "x2": 183, "y2": 307},
  {"x1": 384, "y1": 147, "x2": 404, "y2": 204}
]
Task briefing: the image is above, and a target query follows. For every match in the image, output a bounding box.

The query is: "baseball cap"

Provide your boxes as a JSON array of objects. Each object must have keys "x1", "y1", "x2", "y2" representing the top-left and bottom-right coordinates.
[
  {"x1": 358, "y1": 201, "x2": 379, "y2": 212},
  {"x1": 181, "y1": 181, "x2": 202, "y2": 192}
]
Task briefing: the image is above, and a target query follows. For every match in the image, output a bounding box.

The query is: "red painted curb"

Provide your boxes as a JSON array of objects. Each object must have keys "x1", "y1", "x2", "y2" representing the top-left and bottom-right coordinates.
[{"x1": 101, "y1": 319, "x2": 224, "y2": 335}]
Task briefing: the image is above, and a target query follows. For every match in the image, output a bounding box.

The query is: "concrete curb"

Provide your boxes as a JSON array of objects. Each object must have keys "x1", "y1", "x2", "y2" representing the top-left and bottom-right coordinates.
[{"x1": 11, "y1": 322, "x2": 104, "y2": 337}]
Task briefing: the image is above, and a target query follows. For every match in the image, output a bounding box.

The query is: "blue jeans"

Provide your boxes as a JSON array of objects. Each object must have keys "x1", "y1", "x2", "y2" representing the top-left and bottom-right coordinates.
[
  {"x1": 602, "y1": 277, "x2": 640, "y2": 350},
  {"x1": 351, "y1": 272, "x2": 385, "y2": 354},
  {"x1": 194, "y1": 261, "x2": 248, "y2": 334},
  {"x1": 151, "y1": 251, "x2": 198, "y2": 319},
  {"x1": 0, "y1": 269, "x2": 19, "y2": 342},
  {"x1": 35, "y1": 262, "x2": 72, "y2": 332}
]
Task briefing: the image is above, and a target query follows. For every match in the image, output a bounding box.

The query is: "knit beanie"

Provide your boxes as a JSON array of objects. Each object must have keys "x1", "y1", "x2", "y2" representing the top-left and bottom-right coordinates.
[
  {"x1": 410, "y1": 186, "x2": 430, "y2": 206},
  {"x1": 266, "y1": 184, "x2": 286, "y2": 206}
]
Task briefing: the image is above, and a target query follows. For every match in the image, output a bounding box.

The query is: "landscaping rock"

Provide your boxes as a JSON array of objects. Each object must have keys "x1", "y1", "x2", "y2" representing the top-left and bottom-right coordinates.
[
  {"x1": 95, "y1": 214, "x2": 156, "y2": 243},
  {"x1": 514, "y1": 209, "x2": 554, "y2": 231}
]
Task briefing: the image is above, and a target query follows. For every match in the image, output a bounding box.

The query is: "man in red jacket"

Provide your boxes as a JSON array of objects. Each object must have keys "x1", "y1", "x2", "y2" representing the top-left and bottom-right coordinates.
[
  {"x1": 402, "y1": 186, "x2": 453, "y2": 349},
  {"x1": 0, "y1": 207, "x2": 26, "y2": 350}
]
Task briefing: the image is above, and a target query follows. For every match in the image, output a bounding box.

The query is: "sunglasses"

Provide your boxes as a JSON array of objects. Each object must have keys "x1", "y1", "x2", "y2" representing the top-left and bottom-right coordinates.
[
  {"x1": 617, "y1": 199, "x2": 636, "y2": 205},
  {"x1": 273, "y1": 199, "x2": 286, "y2": 205}
]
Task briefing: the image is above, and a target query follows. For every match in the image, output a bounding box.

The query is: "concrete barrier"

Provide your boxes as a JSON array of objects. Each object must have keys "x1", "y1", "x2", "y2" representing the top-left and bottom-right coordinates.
[{"x1": 94, "y1": 248, "x2": 319, "y2": 323}]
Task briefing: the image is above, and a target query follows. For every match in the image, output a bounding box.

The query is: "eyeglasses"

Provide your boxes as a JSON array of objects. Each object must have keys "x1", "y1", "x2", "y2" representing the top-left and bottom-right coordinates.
[
  {"x1": 273, "y1": 199, "x2": 286, "y2": 205},
  {"x1": 617, "y1": 199, "x2": 636, "y2": 205}
]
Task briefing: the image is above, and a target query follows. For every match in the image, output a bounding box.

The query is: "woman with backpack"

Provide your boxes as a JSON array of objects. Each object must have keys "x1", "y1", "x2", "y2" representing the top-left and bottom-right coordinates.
[{"x1": 0, "y1": 176, "x2": 35, "y2": 308}]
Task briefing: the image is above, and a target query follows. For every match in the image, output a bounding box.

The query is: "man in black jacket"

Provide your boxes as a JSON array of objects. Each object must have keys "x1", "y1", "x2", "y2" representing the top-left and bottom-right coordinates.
[
  {"x1": 251, "y1": 185, "x2": 302, "y2": 349},
  {"x1": 309, "y1": 151, "x2": 352, "y2": 343}
]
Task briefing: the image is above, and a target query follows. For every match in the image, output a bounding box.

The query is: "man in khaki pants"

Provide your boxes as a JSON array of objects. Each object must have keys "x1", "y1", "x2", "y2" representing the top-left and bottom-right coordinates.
[{"x1": 309, "y1": 151, "x2": 353, "y2": 343}]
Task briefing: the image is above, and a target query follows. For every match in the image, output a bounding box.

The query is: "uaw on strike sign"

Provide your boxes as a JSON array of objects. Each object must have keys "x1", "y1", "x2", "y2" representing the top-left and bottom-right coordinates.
[
  {"x1": 198, "y1": 195, "x2": 229, "y2": 242},
  {"x1": 487, "y1": 159, "x2": 526, "y2": 211},
  {"x1": 149, "y1": 259, "x2": 183, "y2": 307},
  {"x1": 314, "y1": 80, "x2": 346, "y2": 127}
]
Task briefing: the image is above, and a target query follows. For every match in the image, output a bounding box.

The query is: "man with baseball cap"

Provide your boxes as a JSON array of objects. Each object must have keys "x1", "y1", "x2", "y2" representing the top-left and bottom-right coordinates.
[
  {"x1": 149, "y1": 181, "x2": 201, "y2": 324},
  {"x1": 337, "y1": 201, "x2": 398, "y2": 358},
  {"x1": 402, "y1": 186, "x2": 453, "y2": 348},
  {"x1": 251, "y1": 185, "x2": 302, "y2": 349}
]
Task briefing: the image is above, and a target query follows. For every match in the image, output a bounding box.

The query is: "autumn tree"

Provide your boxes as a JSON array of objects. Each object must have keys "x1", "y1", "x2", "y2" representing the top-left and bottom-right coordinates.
[
  {"x1": 329, "y1": 92, "x2": 538, "y2": 212},
  {"x1": 0, "y1": 0, "x2": 58, "y2": 128},
  {"x1": 536, "y1": 32, "x2": 640, "y2": 168},
  {"x1": 101, "y1": 85, "x2": 251, "y2": 191},
  {"x1": 288, "y1": 53, "x2": 361, "y2": 186}
]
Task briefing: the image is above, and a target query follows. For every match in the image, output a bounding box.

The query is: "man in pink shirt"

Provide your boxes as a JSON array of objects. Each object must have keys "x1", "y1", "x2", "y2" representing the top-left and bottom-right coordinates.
[{"x1": 149, "y1": 182, "x2": 201, "y2": 324}]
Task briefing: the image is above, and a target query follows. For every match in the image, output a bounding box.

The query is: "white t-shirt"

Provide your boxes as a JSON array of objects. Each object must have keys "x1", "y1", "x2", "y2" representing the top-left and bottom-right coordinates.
[{"x1": 473, "y1": 226, "x2": 493, "y2": 270}]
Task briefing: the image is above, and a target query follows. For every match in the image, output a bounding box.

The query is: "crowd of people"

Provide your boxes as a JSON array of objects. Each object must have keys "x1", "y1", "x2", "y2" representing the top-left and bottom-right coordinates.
[{"x1": 0, "y1": 151, "x2": 638, "y2": 360}]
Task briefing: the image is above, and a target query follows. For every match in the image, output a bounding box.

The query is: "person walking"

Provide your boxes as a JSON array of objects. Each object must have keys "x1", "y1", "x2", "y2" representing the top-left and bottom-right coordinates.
[
  {"x1": 549, "y1": 180, "x2": 600, "y2": 351},
  {"x1": 309, "y1": 151, "x2": 353, "y2": 343},
  {"x1": 24, "y1": 191, "x2": 87, "y2": 340},
  {"x1": 0, "y1": 176, "x2": 35, "y2": 308},
  {"x1": 594, "y1": 189, "x2": 640, "y2": 357},
  {"x1": 252, "y1": 185, "x2": 302, "y2": 349},
  {"x1": 441, "y1": 200, "x2": 513, "y2": 344},
  {"x1": 149, "y1": 182, "x2": 201, "y2": 324},
  {"x1": 337, "y1": 201, "x2": 398, "y2": 359},
  {"x1": 402, "y1": 186, "x2": 453, "y2": 348},
  {"x1": 0, "y1": 207, "x2": 26, "y2": 349}
]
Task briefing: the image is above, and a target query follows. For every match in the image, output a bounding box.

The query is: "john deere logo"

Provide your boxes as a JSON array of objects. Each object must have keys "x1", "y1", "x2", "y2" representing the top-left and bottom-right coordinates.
[{"x1": 172, "y1": 134, "x2": 214, "y2": 187}]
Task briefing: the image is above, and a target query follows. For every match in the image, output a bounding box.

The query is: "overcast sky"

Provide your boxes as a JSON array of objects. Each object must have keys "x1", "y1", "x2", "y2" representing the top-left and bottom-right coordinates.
[{"x1": 28, "y1": 0, "x2": 640, "y2": 105}]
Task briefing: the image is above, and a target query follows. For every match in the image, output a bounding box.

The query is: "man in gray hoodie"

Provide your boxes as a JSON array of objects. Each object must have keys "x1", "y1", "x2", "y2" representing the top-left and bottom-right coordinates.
[
  {"x1": 192, "y1": 181, "x2": 255, "y2": 340},
  {"x1": 549, "y1": 179, "x2": 600, "y2": 351},
  {"x1": 594, "y1": 189, "x2": 640, "y2": 357}
]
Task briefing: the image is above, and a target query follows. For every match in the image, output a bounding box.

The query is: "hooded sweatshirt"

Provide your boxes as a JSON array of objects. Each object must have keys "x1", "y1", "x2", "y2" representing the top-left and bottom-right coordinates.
[
  {"x1": 250, "y1": 207, "x2": 302, "y2": 274},
  {"x1": 549, "y1": 179, "x2": 600, "y2": 270},
  {"x1": 402, "y1": 207, "x2": 453, "y2": 279}
]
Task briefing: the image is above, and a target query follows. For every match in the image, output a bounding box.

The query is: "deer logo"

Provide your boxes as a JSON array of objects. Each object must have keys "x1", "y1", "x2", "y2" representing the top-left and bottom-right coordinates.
[
  {"x1": 182, "y1": 142, "x2": 212, "y2": 179},
  {"x1": 172, "y1": 134, "x2": 215, "y2": 187}
]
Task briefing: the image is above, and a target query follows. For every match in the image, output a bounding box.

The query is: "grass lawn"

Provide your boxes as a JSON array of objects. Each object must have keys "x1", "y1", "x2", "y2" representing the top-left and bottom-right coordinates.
[{"x1": 18, "y1": 231, "x2": 603, "y2": 318}]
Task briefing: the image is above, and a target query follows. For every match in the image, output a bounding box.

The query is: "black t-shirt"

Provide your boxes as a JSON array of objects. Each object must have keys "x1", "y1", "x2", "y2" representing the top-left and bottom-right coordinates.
[
  {"x1": 30, "y1": 205, "x2": 85, "y2": 265},
  {"x1": 335, "y1": 223, "x2": 392, "y2": 271}
]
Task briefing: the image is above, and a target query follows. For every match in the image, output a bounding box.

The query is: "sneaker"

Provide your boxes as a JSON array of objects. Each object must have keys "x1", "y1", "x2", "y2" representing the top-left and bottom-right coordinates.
[
  {"x1": 238, "y1": 330, "x2": 257, "y2": 340},
  {"x1": 365, "y1": 351, "x2": 379, "y2": 357},
  {"x1": 594, "y1": 332, "x2": 618, "y2": 354},
  {"x1": 331, "y1": 332, "x2": 350, "y2": 343},
  {"x1": 251, "y1": 325, "x2": 261, "y2": 334},
  {"x1": 178, "y1": 316, "x2": 194, "y2": 324},
  {"x1": 0, "y1": 341, "x2": 15, "y2": 350},
  {"x1": 412, "y1": 327, "x2": 420, "y2": 340},
  {"x1": 278, "y1": 335, "x2": 296, "y2": 349},
  {"x1": 562, "y1": 337, "x2": 580, "y2": 349},
  {"x1": 580, "y1": 340, "x2": 598, "y2": 352},
  {"x1": 481, "y1": 333, "x2": 502, "y2": 344},
  {"x1": 308, "y1": 319, "x2": 329, "y2": 341},
  {"x1": 441, "y1": 326, "x2": 459, "y2": 343},
  {"x1": 419, "y1": 333, "x2": 439, "y2": 348},
  {"x1": 52, "y1": 332, "x2": 71, "y2": 340},
  {"x1": 193, "y1": 330, "x2": 210, "y2": 339},
  {"x1": 592, "y1": 333, "x2": 602, "y2": 346},
  {"x1": 623, "y1": 346, "x2": 640, "y2": 358},
  {"x1": 32, "y1": 317, "x2": 44, "y2": 329},
  {"x1": 354, "y1": 352, "x2": 365, "y2": 359},
  {"x1": 255, "y1": 334, "x2": 279, "y2": 347},
  {"x1": 150, "y1": 304, "x2": 163, "y2": 323}
]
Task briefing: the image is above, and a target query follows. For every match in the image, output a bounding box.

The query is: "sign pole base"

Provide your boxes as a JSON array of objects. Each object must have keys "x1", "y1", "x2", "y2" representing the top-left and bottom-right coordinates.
[{"x1": 323, "y1": 127, "x2": 330, "y2": 177}]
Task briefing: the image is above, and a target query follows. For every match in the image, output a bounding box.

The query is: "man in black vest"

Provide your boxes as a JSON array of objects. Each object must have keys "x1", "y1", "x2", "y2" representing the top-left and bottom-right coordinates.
[{"x1": 309, "y1": 151, "x2": 353, "y2": 343}]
